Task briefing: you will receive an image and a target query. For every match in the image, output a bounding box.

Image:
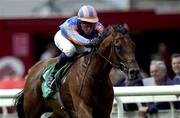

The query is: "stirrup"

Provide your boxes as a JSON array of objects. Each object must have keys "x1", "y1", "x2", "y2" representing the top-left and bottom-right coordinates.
[
  {"x1": 49, "y1": 79, "x2": 56, "y2": 87},
  {"x1": 47, "y1": 75, "x2": 56, "y2": 90}
]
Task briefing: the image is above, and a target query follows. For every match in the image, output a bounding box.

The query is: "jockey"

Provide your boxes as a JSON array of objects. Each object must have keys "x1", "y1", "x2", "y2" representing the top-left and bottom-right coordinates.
[{"x1": 47, "y1": 5, "x2": 104, "y2": 89}]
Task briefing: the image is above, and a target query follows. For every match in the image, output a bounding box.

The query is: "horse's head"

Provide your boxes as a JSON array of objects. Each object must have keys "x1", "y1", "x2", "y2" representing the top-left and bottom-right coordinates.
[{"x1": 97, "y1": 24, "x2": 140, "y2": 80}]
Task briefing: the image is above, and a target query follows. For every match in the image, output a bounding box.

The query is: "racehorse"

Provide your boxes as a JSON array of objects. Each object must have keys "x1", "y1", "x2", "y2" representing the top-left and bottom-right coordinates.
[{"x1": 15, "y1": 24, "x2": 139, "y2": 118}]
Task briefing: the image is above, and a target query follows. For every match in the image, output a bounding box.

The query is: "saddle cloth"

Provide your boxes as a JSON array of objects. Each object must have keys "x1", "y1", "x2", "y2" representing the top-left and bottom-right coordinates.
[{"x1": 41, "y1": 63, "x2": 70, "y2": 98}]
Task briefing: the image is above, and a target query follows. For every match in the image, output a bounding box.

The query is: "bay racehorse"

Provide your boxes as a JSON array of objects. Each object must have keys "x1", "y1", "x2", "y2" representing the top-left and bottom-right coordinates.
[{"x1": 15, "y1": 24, "x2": 139, "y2": 118}]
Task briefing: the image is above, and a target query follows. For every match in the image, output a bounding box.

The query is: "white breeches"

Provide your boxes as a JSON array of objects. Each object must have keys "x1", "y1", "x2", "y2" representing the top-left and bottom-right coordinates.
[{"x1": 54, "y1": 30, "x2": 91, "y2": 57}]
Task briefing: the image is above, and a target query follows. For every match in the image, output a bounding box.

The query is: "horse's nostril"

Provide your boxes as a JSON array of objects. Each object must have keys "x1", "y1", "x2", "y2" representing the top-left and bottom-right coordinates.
[
  {"x1": 128, "y1": 69, "x2": 139, "y2": 80},
  {"x1": 129, "y1": 69, "x2": 135, "y2": 74}
]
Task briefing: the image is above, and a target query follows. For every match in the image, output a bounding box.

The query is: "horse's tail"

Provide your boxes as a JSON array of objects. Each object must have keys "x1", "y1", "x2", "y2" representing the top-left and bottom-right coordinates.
[{"x1": 14, "y1": 90, "x2": 25, "y2": 118}]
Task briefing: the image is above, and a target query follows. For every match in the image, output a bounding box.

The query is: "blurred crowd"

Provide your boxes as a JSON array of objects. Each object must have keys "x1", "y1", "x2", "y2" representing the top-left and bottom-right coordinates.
[
  {"x1": 0, "y1": 31, "x2": 179, "y2": 117},
  {"x1": 109, "y1": 42, "x2": 180, "y2": 117}
]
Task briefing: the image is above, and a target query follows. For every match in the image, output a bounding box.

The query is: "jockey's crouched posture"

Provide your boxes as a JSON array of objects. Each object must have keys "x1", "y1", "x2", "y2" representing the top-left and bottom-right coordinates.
[{"x1": 47, "y1": 5, "x2": 104, "y2": 89}]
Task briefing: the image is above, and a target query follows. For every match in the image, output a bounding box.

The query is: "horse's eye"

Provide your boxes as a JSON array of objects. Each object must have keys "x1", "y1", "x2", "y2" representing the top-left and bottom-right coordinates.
[
  {"x1": 115, "y1": 46, "x2": 122, "y2": 52},
  {"x1": 114, "y1": 38, "x2": 122, "y2": 46}
]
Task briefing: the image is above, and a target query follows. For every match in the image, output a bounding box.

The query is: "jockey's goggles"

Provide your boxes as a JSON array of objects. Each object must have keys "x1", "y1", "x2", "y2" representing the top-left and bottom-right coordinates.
[{"x1": 79, "y1": 20, "x2": 95, "y2": 28}]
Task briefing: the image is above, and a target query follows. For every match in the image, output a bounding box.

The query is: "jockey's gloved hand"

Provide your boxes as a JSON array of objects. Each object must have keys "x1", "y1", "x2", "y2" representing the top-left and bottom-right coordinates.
[{"x1": 85, "y1": 37, "x2": 101, "y2": 47}]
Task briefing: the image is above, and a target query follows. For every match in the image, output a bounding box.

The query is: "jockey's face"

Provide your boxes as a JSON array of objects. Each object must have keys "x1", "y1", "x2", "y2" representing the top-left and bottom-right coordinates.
[{"x1": 80, "y1": 21, "x2": 95, "y2": 35}]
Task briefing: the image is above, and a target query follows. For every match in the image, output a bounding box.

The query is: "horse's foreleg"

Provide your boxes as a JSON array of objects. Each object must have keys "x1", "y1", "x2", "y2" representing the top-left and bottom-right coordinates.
[
  {"x1": 75, "y1": 100, "x2": 93, "y2": 118},
  {"x1": 24, "y1": 99, "x2": 44, "y2": 118}
]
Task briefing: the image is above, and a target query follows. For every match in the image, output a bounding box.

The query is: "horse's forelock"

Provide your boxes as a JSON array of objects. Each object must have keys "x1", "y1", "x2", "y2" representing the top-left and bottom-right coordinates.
[
  {"x1": 97, "y1": 24, "x2": 129, "y2": 50},
  {"x1": 98, "y1": 24, "x2": 127, "y2": 42},
  {"x1": 112, "y1": 24, "x2": 128, "y2": 35}
]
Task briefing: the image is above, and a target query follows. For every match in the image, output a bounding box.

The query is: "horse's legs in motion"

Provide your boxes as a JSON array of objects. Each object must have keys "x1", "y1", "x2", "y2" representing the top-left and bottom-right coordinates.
[
  {"x1": 70, "y1": 93, "x2": 93, "y2": 118},
  {"x1": 78, "y1": 101, "x2": 93, "y2": 118}
]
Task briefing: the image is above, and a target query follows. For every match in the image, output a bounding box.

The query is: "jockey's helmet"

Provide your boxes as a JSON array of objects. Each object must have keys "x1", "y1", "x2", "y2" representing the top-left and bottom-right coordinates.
[{"x1": 77, "y1": 5, "x2": 99, "y2": 23}]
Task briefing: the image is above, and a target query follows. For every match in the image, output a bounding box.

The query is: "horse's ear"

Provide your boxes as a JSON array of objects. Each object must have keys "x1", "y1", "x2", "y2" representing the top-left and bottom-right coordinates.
[
  {"x1": 108, "y1": 25, "x2": 114, "y2": 32},
  {"x1": 123, "y1": 23, "x2": 129, "y2": 31},
  {"x1": 98, "y1": 26, "x2": 111, "y2": 41},
  {"x1": 108, "y1": 25, "x2": 115, "y2": 35}
]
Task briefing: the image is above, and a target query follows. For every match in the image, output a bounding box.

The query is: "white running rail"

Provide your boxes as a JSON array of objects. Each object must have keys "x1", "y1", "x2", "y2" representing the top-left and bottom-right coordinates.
[
  {"x1": 0, "y1": 89, "x2": 22, "y2": 118},
  {"x1": 113, "y1": 85, "x2": 180, "y2": 118},
  {"x1": 1, "y1": 86, "x2": 180, "y2": 118}
]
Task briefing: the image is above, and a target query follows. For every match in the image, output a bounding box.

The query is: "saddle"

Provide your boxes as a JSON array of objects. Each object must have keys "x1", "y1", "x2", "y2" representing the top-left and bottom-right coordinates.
[
  {"x1": 41, "y1": 62, "x2": 73, "y2": 98},
  {"x1": 41, "y1": 53, "x2": 86, "y2": 98}
]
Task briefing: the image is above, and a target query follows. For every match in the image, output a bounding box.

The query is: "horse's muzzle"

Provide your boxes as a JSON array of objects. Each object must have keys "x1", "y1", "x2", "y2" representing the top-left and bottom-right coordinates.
[{"x1": 128, "y1": 68, "x2": 140, "y2": 80}]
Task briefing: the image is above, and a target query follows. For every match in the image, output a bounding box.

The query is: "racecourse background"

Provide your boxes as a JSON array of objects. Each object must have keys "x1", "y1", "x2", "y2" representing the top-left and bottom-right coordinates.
[{"x1": 0, "y1": 0, "x2": 180, "y2": 117}]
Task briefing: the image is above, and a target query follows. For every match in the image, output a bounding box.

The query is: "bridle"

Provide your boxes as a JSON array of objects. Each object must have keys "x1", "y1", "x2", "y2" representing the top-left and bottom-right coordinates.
[
  {"x1": 79, "y1": 26, "x2": 132, "y2": 96},
  {"x1": 95, "y1": 48, "x2": 128, "y2": 72},
  {"x1": 95, "y1": 32, "x2": 129, "y2": 73}
]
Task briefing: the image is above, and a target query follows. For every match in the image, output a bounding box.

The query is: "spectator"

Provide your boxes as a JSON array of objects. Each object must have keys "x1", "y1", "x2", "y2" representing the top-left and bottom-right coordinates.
[
  {"x1": 150, "y1": 42, "x2": 173, "y2": 77},
  {"x1": 109, "y1": 68, "x2": 126, "y2": 86},
  {"x1": 171, "y1": 53, "x2": 180, "y2": 84},
  {"x1": 150, "y1": 60, "x2": 173, "y2": 85},
  {"x1": 139, "y1": 68, "x2": 149, "y2": 79},
  {"x1": 171, "y1": 53, "x2": 180, "y2": 109},
  {"x1": 139, "y1": 60, "x2": 174, "y2": 117}
]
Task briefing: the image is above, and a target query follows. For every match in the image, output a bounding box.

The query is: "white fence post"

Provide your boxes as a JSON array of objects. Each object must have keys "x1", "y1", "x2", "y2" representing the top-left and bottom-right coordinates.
[{"x1": 114, "y1": 97, "x2": 124, "y2": 118}]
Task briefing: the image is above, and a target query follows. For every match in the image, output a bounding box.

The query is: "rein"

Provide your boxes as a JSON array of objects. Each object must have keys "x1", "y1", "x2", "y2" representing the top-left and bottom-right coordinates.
[{"x1": 78, "y1": 48, "x2": 94, "y2": 96}]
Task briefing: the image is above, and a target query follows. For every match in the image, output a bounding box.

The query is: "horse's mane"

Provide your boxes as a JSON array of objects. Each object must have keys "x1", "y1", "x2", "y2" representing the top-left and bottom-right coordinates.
[{"x1": 97, "y1": 24, "x2": 128, "y2": 44}]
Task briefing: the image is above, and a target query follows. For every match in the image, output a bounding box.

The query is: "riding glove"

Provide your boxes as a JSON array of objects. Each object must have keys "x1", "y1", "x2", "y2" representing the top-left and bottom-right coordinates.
[{"x1": 85, "y1": 37, "x2": 101, "y2": 47}]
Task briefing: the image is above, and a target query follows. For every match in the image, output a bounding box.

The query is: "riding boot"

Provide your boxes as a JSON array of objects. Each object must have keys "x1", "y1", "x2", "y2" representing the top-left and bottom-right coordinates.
[{"x1": 47, "y1": 52, "x2": 68, "y2": 90}]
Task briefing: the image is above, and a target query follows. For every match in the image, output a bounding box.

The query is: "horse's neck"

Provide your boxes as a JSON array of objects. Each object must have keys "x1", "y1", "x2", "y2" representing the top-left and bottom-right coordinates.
[
  {"x1": 77, "y1": 36, "x2": 113, "y2": 79},
  {"x1": 87, "y1": 47, "x2": 112, "y2": 78}
]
